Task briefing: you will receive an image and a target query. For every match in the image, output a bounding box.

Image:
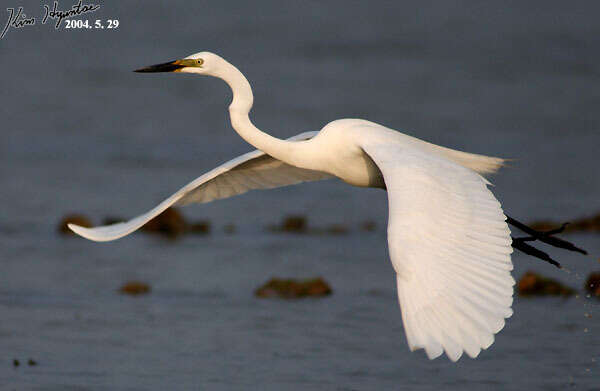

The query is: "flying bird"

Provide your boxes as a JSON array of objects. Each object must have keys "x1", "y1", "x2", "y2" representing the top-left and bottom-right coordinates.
[{"x1": 69, "y1": 52, "x2": 585, "y2": 361}]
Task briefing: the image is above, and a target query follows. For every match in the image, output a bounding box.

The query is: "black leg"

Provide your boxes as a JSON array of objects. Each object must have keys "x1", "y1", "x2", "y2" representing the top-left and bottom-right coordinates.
[
  {"x1": 511, "y1": 236, "x2": 561, "y2": 268},
  {"x1": 506, "y1": 215, "x2": 587, "y2": 255}
]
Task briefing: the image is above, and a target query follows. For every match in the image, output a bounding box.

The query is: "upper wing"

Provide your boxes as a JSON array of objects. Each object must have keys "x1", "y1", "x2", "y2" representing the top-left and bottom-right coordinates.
[
  {"x1": 361, "y1": 142, "x2": 514, "y2": 362},
  {"x1": 69, "y1": 131, "x2": 331, "y2": 242}
]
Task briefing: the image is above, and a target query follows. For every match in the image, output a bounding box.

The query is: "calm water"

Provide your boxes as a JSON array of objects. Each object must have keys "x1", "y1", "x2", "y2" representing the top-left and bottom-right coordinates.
[{"x1": 1, "y1": 0, "x2": 600, "y2": 389}]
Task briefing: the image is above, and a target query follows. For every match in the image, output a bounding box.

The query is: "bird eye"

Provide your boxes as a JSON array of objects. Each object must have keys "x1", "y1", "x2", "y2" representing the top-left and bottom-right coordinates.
[{"x1": 197, "y1": 59, "x2": 204, "y2": 65}]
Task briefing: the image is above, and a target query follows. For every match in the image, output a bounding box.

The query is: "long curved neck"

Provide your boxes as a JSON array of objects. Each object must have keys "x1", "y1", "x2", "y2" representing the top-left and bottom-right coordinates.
[{"x1": 216, "y1": 61, "x2": 306, "y2": 167}]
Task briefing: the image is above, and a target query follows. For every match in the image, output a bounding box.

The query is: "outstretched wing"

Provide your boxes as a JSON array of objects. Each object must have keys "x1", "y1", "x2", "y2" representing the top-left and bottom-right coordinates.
[
  {"x1": 69, "y1": 131, "x2": 331, "y2": 242},
  {"x1": 361, "y1": 142, "x2": 514, "y2": 362}
]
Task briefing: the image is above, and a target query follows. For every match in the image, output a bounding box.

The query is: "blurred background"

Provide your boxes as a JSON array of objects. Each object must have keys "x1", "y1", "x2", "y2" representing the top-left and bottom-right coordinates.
[{"x1": 1, "y1": 0, "x2": 599, "y2": 389}]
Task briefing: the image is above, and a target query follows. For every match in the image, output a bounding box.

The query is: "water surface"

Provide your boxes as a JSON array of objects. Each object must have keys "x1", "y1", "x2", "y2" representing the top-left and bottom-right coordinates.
[{"x1": 1, "y1": 1, "x2": 599, "y2": 389}]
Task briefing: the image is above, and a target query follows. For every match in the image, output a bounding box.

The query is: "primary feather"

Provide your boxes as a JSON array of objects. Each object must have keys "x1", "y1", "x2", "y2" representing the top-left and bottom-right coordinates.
[
  {"x1": 68, "y1": 132, "x2": 331, "y2": 242},
  {"x1": 361, "y1": 140, "x2": 513, "y2": 361}
]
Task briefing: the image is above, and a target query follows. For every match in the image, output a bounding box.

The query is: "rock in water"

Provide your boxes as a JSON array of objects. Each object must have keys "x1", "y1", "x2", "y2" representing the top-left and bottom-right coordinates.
[
  {"x1": 585, "y1": 272, "x2": 600, "y2": 297},
  {"x1": 255, "y1": 277, "x2": 332, "y2": 298},
  {"x1": 360, "y1": 220, "x2": 377, "y2": 232},
  {"x1": 326, "y1": 224, "x2": 349, "y2": 235},
  {"x1": 119, "y1": 281, "x2": 151, "y2": 296},
  {"x1": 268, "y1": 215, "x2": 308, "y2": 233},
  {"x1": 517, "y1": 271, "x2": 576, "y2": 297},
  {"x1": 529, "y1": 212, "x2": 600, "y2": 233},
  {"x1": 140, "y1": 207, "x2": 187, "y2": 238},
  {"x1": 188, "y1": 220, "x2": 211, "y2": 234}
]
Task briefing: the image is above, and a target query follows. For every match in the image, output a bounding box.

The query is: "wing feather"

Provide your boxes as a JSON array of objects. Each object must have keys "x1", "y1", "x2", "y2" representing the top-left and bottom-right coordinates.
[
  {"x1": 69, "y1": 131, "x2": 331, "y2": 242},
  {"x1": 361, "y1": 143, "x2": 514, "y2": 361}
]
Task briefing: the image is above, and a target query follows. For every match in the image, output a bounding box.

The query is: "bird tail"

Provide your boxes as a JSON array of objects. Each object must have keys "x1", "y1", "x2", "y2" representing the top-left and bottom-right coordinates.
[
  {"x1": 401, "y1": 134, "x2": 507, "y2": 175},
  {"x1": 433, "y1": 147, "x2": 507, "y2": 175}
]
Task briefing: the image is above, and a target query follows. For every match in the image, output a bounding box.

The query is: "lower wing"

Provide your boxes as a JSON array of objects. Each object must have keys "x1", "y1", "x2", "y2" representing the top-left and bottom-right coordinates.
[
  {"x1": 69, "y1": 131, "x2": 331, "y2": 242},
  {"x1": 361, "y1": 142, "x2": 514, "y2": 362}
]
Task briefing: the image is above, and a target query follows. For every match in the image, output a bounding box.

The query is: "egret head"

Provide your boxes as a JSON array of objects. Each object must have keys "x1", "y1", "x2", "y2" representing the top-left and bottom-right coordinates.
[{"x1": 134, "y1": 51, "x2": 224, "y2": 76}]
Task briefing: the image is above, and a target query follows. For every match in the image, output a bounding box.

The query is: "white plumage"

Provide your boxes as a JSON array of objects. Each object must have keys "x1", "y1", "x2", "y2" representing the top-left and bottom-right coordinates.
[
  {"x1": 361, "y1": 142, "x2": 513, "y2": 361},
  {"x1": 69, "y1": 132, "x2": 330, "y2": 242},
  {"x1": 69, "y1": 52, "x2": 514, "y2": 361}
]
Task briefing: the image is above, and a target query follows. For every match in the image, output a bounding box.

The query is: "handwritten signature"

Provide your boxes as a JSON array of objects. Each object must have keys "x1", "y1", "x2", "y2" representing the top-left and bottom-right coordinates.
[
  {"x1": 1, "y1": 0, "x2": 100, "y2": 39},
  {"x1": 43, "y1": 1, "x2": 100, "y2": 28}
]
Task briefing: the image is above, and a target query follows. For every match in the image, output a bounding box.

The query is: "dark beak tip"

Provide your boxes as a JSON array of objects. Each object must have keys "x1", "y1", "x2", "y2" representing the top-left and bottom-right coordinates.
[{"x1": 132, "y1": 61, "x2": 183, "y2": 74}]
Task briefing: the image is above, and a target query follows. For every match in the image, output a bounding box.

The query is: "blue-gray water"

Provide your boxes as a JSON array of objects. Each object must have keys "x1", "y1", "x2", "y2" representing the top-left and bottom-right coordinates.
[{"x1": 1, "y1": 1, "x2": 599, "y2": 389}]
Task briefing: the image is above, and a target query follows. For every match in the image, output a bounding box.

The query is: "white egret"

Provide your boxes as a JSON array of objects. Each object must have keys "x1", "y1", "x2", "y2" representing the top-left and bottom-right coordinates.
[{"x1": 69, "y1": 52, "x2": 583, "y2": 361}]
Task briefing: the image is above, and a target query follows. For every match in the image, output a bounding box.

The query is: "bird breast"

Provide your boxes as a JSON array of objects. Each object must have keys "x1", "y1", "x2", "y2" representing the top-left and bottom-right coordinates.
[
  {"x1": 336, "y1": 148, "x2": 385, "y2": 188},
  {"x1": 315, "y1": 122, "x2": 385, "y2": 189}
]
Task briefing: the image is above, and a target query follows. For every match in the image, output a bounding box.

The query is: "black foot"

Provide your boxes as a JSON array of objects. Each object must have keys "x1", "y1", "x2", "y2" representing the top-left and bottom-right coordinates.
[
  {"x1": 511, "y1": 236, "x2": 561, "y2": 268},
  {"x1": 506, "y1": 216, "x2": 587, "y2": 255},
  {"x1": 506, "y1": 215, "x2": 588, "y2": 269}
]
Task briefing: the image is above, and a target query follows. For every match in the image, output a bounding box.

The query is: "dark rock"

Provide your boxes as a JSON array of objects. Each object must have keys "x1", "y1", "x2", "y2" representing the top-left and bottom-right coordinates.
[
  {"x1": 361, "y1": 220, "x2": 377, "y2": 232},
  {"x1": 119, "y1": 281, "x2": 151, "y2": 296},
  {"x1": 326, "y1": 224, "x2": 349, "y2": 235},
  {"x1": 529, "y1": 212, "x2": 600, "y2": 233},
  {"x1": 528, "y1": 220, "x2": 559, "y2": 232},
  {"x1": 268, "y1": 215, "x2": 308, "y2": 233},
  {"x1": 585, "y1": 272, "x2": 600, "y2": 297},
  {"x1": 255, "y1": 277, "x2": 332, "y2": 299},
  {"x1": 570, "y1": 213, "x2": 600, "y2": 232},
  {"x1": 58, "y1": 214, "x2": 92, "y2": 235},
  {"x1": 517, "y1": 271, "x2": 576, "y2": 297},
  {"x1": 13, "y1": 359, "x2": 19, "y2": 367},
  {"x1": 269, "y1": 216, "x2": 350, "y2": 235},
  {"x1": 280, "y1": 215, "x2": 307, "y2": 233},
  {"x1": 140, "y1": 207, "x2": 187, "y2": 238},
  {"x1": 27, "y1": 359, "x2": 37, "y2": 366},
  {"x1": 189, "y1": 220, "x2": 211, "y2": 235}
]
